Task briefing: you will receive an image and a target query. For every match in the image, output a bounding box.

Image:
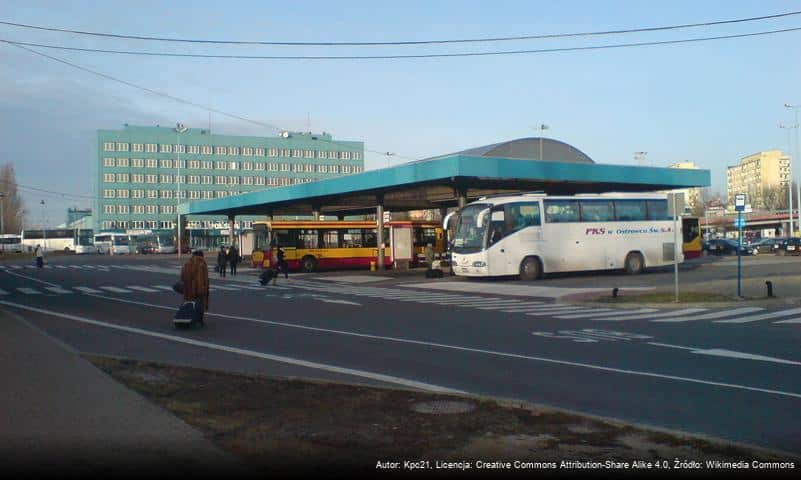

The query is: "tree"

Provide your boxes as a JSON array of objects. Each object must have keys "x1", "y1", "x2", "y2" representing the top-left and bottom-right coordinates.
[
  {"x1": 0, "y1": 164, "x2": 24, "y2": 234},
  {"x1": 762, "y1": 184, "x2": 787, "y2": 212}
]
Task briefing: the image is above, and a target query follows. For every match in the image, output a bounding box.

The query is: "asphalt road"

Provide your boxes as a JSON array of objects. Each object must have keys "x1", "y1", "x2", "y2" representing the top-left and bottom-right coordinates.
[{"x1": 1, "y1": 253, "x2": 800, "y2": 455}]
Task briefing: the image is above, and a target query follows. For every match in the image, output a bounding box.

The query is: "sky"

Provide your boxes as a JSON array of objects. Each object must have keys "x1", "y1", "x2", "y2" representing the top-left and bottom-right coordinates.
[{"x1": 1, "y1": 0, "x2": 800, "y2": 226}]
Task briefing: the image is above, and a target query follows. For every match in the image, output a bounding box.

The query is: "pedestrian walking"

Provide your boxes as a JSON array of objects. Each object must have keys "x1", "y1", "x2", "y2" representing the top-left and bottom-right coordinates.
[
  {"x1": 179, "y1": 250, "x2": 209, "y2": 326},
  {"x1": 273, "y1": 245, "x2": 287, "y2": 285},
  {"x1": 228, "y1": 245, "x2": 240, "y2": 276},
  {"x1": 34, "y1": 244, "x2": 44, "y2": 268},
  {"x1": 217, "y1": 246, "x2": 228, "y2": 278}
]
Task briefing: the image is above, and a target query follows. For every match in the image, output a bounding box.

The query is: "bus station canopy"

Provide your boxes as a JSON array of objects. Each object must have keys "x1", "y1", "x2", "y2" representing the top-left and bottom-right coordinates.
[{"x1": 178, "y1": 138, "x2": 710, "y2": 218}]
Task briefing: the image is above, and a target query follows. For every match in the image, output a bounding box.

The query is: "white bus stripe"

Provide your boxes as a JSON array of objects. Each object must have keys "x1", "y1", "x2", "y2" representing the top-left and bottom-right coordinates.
[
  {"x1": 715, "y1": 307, "x2": 801, "y2": 324},
  {"x1": 652, "y1": 307, "x2": 765, "y2": 323}
]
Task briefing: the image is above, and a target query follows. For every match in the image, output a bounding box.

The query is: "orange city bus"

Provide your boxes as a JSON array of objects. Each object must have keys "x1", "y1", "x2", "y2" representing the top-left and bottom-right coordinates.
[
  {"x1": 250, "y1": 220, "x2": 443, "y2": 272},
  {"x1": 682, "y1": 216, "x2": 702, "y2": 259}
]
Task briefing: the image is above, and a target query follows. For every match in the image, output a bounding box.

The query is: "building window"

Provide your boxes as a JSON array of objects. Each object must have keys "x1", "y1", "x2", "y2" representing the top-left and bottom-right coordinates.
[
  {"x1": 214, "y1": 161, "x2": 227, "y2": 170},
  {"x1": 214, "y1": 146, "x2": 226, "y2": 155},
  {"x1": 291, "y1": 149, "x2": 301, "y2": 158},
  {"x1": 254, "y1": 162, "x2": 265, "y2": 171},
  {"x1": 117, "y1": 189, "x2": 129, "y2": 198},
  {"x1": 116, "y1": 142, "x2": 129, "y2": 152},
  {"x1": 228, "y1": 176, "x2": 239, "y2": 185},
  {"x1": 202, "y1": 191, "x2": 213, "y2": 199},
  {"x1": 329, "y1": 151, "x2": 338, "y2": 159},
  {"x1": 216, "y1": 191, "x2": 226, "y2": 198},
  {"x1": 175, "y1": 144, "x2": 185, "y2": 154},
  {"x1": 117, "y1": 205, "x2": 129, "y2": 214},
  {"x1": 160, "y1": 174, "x2": 172, "y2": 183},
  {"x1": 201, "y1": 145, "x2": 213, "y2": 155},
  {"x1": 160, "y1": 190, "x2": 173, "y2": 199},
  {"x1": 131, "y1": 143, "x2": 143, "y2": 153},
  {"x1": 305, "y1": 164, "x2": 314, "y2": 173},
  {"x1": 160, "y1": 159, "x2": 172, "y2": 169},
  {"x1": 103, "y1": 157, "x2": 115, "y2": 167},
  {"x1": 228, "y1": 146, "x2": 239, "y2": 156},
  {"x1": 132, "y1": 174, "x2": 144, "y2": 183},
  {"x1": 242, "y1": 161, "x2": 252, "y2": 170},
  {"x1": 268, "y1": 148, "x2": 278, "y2": 157},
  {"x1": 145, "y1": 174, "x2": 158, "y2": 183},
  {"x1": 103, "y1": 142, "x2": 115, "y2": 152},
  {"x1": 175, "y1": 175, "x2": 185, "y2": 184},
  {"x1": 188, "y1": 160, "x2": 200, "y2": 169},
  {"x1": 242, "y1": 147, "x2": 253, "y2": 156},
  {"x1": 103, "y1": 205, "x2": 115, "y2": 214},
  {"x1": 159, "y1": 144, "x2": 172, "y2": 153},
  {"x1": 187, "y1": 145, "x2": 200, "y2": 154},
  {"x1": 353, "y1": 152, "x2": 361, "y2": 160},
  {"x1": 175, "y1": 159, "x2": 185, "y2": 169},
  {"x1": 330, "y1": 165, "x2": 339, "y2": 174},
  {"x1": 146, "y1": 205, "x2": 158, "y2": 214},
  {"x1": 281, "y1": 163, "x2": 290, "y2": 172},
  {"x1": 255, "y1": 176, "x2": 266, "y2": 186},
  {"x1": 132, "y1": 158, "x2": 144, "y2": 168},
  {"x1": 254, "y1": 147, "x2": 264, "y2": 156},
  {"x1": 341, "y1": 151, "x2": 351, "y2": 160},
  {"x1": 132, "y1": 189, "x2": 144, "y2": 198},
  {"x1": 116, "y1": 173, "x2": 129, "y2": 183},
  {"x1": 242, "y1": 176, "x2": 254, "y2": 185},
  {"x1": 342, "y1": 165, "x2": 351, "y2": 174},
  {"x1": 189, "y1": 190, "x2": 201, "y2": 199},
  {"x1": 318, "y1": 165, "x2": 327, "y2": 173},
  {"x1": 103, "y1": 189, "x2": 115, "y2": 198},
  {"x1": 269, "y1": 163, "x2": 278, "y2": 171},
  {"x1": 215, "y1": 176, "x2": 227, "y2": 185},
  {"x1": 202, "y1": 175, "x2": 212, "y2": 184},
  {"x1": 144, "y1": 143, "x2": 157, "y2": 153},
  {"x1": 160, "y1": 205, "x2": 174, "y2": 214},
  {"x1": 304, "y1": 150, "x2": 314, "y2": 159},
  {"x1": 103, "y1": 173, "x2": 115, "y2": 183},
  {"x1": 201, "y1": 160, "x2": 212, "y2": 169},
  {"x1": 146, "y1": 159, "x2": 158, "y2": 168},
  {"x1": 228, "y1": 161, "x2": 238, "y2": 170},
  {"x1": 280, "y1": 148, "x2": 289, "y2": 157}
]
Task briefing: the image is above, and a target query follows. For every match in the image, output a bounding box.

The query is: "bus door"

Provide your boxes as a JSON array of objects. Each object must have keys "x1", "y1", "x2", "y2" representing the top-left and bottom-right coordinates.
[{"x1": 486, "y1": 207, "x2": 515, "y2": 275}]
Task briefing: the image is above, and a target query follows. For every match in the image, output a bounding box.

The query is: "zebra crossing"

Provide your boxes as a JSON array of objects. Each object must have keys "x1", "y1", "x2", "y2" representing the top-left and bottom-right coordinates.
[
  {"x1": 0, "y1": 281, "x2": 280, "y2": 296},
  {"x1": 286, "y1": 279, "x2": 801, "y2": 326}
]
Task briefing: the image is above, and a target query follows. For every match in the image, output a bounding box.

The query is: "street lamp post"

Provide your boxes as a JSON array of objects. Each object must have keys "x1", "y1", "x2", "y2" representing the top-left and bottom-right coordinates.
[
  {"x1": 534, "y1": 124, "x2": 549, "y2": 160},
  {"x1": 780, "y1": 123, "x2": 795, "y2": 235},
  {"x1": 40, "y1": 200, "x2": 46, "y2": 252},
  {"x1": 0, "y1": 192, "x2": 5, "y2": 235},
  {"x1": 785, "y1": 104, "x2": 801, "y2": 236},
  {"x1": 176, "y1": 123, "x2": 187, "y2": 258},
  {"x1": 384, "y1": 152, "x2": 394, "y2": 168}
]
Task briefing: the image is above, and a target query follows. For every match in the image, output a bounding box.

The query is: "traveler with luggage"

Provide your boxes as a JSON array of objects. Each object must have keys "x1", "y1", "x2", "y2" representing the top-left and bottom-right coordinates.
[
  {"x1": 176, "y1": 250, "x2": 209, "y2": 328},
  {"x1": 274, "y1": 245, "x2": 287, "y2": 285}
]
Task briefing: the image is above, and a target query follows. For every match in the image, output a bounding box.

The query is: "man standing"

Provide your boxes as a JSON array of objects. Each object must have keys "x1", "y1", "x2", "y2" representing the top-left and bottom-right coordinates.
[
  {"x1": 228, "y1": 245, "x2": 240, "y2": 276},
  {"x1": 273, "y1": 245, "x2": 287, "y2": 285},
  {"x1": 216, "y1": 247, "x2": 227, "y2": 278},
  {"x1": 34, "y1": 244, "x2": 44, "y2": 268},
  {"x1": 180, "y1": 250, "x2": 209, "y2": 326}
]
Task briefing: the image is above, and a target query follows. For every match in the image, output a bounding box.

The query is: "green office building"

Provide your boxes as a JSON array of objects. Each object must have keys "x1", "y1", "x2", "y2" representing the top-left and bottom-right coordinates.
[{"x1": 96, "y1": 124, "x2": 364, "y2": 249}]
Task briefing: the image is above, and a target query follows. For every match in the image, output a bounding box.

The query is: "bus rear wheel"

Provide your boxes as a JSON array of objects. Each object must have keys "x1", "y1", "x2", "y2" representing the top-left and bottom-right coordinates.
[
  {"x1": 519, "y1": 256, "x2": 542, "y2": 281},
  {"x1": 300, "y1": 255, "x2": 318, "y2": 273},
  {"x1": 624, "y1": 252, "x2": 644, "y2": 274}
]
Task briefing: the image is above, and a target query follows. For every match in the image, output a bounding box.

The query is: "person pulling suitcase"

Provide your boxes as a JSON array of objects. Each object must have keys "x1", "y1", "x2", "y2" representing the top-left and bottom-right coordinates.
[{"x1": 175, "y1": 250, "x2": 209, "y2": 329}]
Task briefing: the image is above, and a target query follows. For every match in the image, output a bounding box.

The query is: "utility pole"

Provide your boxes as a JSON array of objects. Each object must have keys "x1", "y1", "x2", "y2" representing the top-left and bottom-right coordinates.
[
  {"x1": 533, "y1": 124, "x2": 549, "y2": 160},
  {"x1": 385, "y1": 152, "x2": 394, "y2": 168},
  {"x1": 0, "y1": 192, "x2": 5, "y2": 235},
  {"x1": 785, "y1": 103, "x2": 801, "y2": 236},
  {"x1": 780, "y1": 123, "x2": 795, "y2": 236},
  {"x1": 176, "y1": 123, "x2": 188, "y2": 258}
]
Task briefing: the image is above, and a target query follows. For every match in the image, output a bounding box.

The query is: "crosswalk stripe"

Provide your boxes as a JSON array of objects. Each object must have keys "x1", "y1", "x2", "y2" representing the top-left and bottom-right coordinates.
[
  {"x1": 474, "y1": 303, "x2": 531, "y2": 310},
  {"x1": 151, "y1": 285, "x2": 176, "y2": 291},
  {"x1": 44, "y1": 286, "x2": 73, "y2": 294},
  {"x1": 714, "y1": 307, "x2": 801, "y2": 324},
  {"x1": 74, "y1": 286, "x2": 102, "y2": 294},
  {"x1": 17, "y1": 287, "x2": 41, "y2": 294},
  {"x1": 554, "y1": 308, "x2": 622, "y2": 318},
  {"x1": 652, "y1": 307, "x2": 765, "y2": 323},
  {"x1": 10, "y1": 265, "x2": 22, "y2": 269},
  {"x1": 595, "y1": 308, "x2": 708, "y2": 321},
  {"x1": 210, "y1": 285, "x2": 240, "y2": 291},
  {"x1": 527, "y1": 307, "x2": 598, "y2": 316},
  {"x1": 98, "y1": 286, "x2": 131, "y2": 293},
  {"x1": 83, "y1": 265, "x2": 96, "y2": 269},
  {"x1": 238, "y1": 285, "x2": 265, "y2": 290},
  {"x1": 519, "y1": 305, "x2": 589, "y2": 313},
  {"x1": 0, "y1": 288, "x2": 9, "y2": 295},
  {"x1": 556, "y1": 308, "x2": 659, "y2": 319},
  {"x1": 69, "y1": 265, "x2": 81, "y2": 269},
  {"x1": 774, "y1": 318, "x2": 801, "y2": 324},
  {"x1": 55, "y1": 265, "x2": 67, "y2": 269},
  {"x1": 126, "y1": 286, "x2": 159, "y2": 292}
]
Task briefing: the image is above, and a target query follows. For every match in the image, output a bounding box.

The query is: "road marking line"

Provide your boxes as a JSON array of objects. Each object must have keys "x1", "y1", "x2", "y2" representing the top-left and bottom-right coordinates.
[
  {"x1": 714, "y1": 307, "x2": 801, "y2": 324},
  {"x1": 527, "y1": 307, "x2": 598, "y2": 316},
  {"x1": 33, "y1": 294, "x2": 801, "y2": 401},
  {"x1": 0, "y1": 268, "x2": 60, "y2": 287},
  {"x1": 44, "y1": 286, "x2": 73, "y2": 294},
  {"x1": 126, "y1": 286, "x2": 159, "y2": 293},
  {"x1": 55, "y1": 265, "x2": 67, "y2": 269},
  {"x1": 0, "y1": 288, "x2": 8, "y2": 295},
  {"x1": 16, "y1": 287, "x2": 41, "y2": 294},
  {"x1": 210, "y1": 285, "x2": 240, "y2": 291},
  {"x1": 98, "y1": 286, "x2": 131, "y2": 293},
  {"x1": 596, "y1": 308, "x2": 708, "y2": 321},
  {"x1": 151, "y1": 285, "x2": 176, "y2": 291},
  {"x1": 556, "y1": 308, "x2": 659, "y2": 319},
  {"x1": 316, "y1": 298, "x2": 362, "y2": 306},
  {"x1": 0, "y1": 299, "x2": 463, "y2": 395},
  {"x1": 239, "y1": 285, "x2": 267, "y2": 290},
  {"x1": 74, "y1": 286, "x2": 102, "y2": 294},
  {"x1": 553, "y1": 309, "x2": 618, "y2": 318},
  {"x1": 774, "y1": 318, "x2": 801, "y2": 324},
  {"x1": 647, "y1": 342, "x2": 801, "y2": 366},
  {"x1": 652, "y1": 307, "x2": 765, "y2": 323},
  {"x1": 69, "y1": 265, "x2": 81, "y2": 269}
]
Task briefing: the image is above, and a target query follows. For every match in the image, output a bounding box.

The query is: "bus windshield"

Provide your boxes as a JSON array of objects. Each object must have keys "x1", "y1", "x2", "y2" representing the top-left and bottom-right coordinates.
[
  {"x1": 112, "y1": 235, "x2": 129, "y2": 246},
  {"x1": 77, "y1": 230, "x2": 94, "y2": 246},
  {"x1": 452, "y1": 204, "x2": 490, "y2": 253}
]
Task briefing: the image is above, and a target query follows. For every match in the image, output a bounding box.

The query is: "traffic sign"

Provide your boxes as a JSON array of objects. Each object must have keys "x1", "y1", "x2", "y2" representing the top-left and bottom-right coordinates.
[
  {"x1": 733, "y1": 218, "x2": 746, "y2": 228},
  {"x1": 735, "y1": 193, "x2": 746, "y2": 212}
]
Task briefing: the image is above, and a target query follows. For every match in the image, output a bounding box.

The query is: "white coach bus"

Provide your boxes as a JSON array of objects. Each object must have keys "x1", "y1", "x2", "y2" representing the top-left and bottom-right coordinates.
[
  {"x1": 93, "y1": 232, "x2": 130, "y2": 255},
  {"x1": 450, "y1": 193, "x2": 681, "y2": 280},
  {"x1": 0, "y1": 234, "x2": 23, "y2": 253}
]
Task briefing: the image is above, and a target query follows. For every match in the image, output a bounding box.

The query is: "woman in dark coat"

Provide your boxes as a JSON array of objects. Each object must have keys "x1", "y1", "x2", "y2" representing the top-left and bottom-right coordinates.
[
  {"x1": 228, "y1": 245, "x2": 240, "y2": 276},
  {"x1": 216, "y1": 247, "x2": 227, "y2": 278}
]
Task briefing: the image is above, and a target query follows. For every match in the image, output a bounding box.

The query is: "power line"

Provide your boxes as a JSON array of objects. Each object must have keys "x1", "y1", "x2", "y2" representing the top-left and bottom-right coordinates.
[
  {"x1": 2, "y1": 26, "x2": 801, "y2": 60},
  {"x1": 1, "y1": 178, "x2": 96, "y2": 200},
  {"x1": 1, "y1": 41, "x2": 416, "y2": 162},
  {"x1": 1, "y1": 10, "x2": 799, "y2": 46}
]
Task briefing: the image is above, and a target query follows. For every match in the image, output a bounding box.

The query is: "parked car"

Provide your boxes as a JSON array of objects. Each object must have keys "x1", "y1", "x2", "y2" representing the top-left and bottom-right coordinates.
[
  {"x1": 703, "y1": 238, "x2": 750, "y2": 256},
  {"x1": 776, "y1": 237, "x2": 801, "y2": 256},
  {"x1": 749, "y1": 238, "x2": 777, "y2": 255}
]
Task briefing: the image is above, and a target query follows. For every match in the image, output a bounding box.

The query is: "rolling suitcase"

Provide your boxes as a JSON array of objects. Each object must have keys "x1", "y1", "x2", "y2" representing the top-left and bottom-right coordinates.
[{"x1": 174, "y1": 300, "x2": 203, "y2": 329}]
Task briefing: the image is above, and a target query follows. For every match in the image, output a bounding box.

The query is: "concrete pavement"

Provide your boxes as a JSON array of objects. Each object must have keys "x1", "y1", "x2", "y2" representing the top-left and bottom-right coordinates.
[{"x1": 0, "y1": 307, "x2": 245, "y2": 477}]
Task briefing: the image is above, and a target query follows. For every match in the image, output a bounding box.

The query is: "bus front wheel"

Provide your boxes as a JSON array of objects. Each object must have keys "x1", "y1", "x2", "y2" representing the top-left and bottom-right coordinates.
[
  {"x1": 300, "y1": 255, "x2": 318, "y2": 273},
  {"x1": 519, "y1": 256, "x2": 542, "y2": 281},
  {"x1": 624, "y1": 252, "x2": 645, "y2": 274}
]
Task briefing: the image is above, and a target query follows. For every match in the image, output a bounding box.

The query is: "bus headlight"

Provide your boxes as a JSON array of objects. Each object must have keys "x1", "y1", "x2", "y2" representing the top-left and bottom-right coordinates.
[{"x1": 472, "y1": 261, "x2": 487, "y2": 267}]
